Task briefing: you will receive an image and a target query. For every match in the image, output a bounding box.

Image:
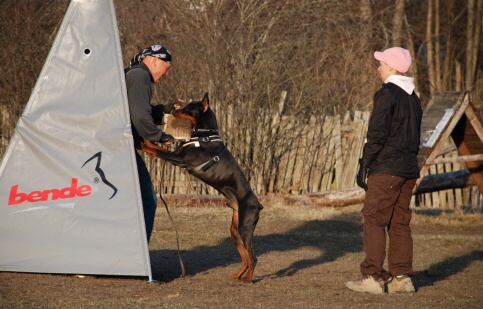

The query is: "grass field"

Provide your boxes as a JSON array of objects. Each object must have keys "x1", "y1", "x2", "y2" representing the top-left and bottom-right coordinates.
[{"x1": 1, "y1": 200, "x2": 482, "y2": 308}]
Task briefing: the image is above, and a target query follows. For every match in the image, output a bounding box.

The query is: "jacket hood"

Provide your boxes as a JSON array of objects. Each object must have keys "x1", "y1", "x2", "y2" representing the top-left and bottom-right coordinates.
[{"x1": 384, "y1": 75, "x2": 415, "y2": 95}]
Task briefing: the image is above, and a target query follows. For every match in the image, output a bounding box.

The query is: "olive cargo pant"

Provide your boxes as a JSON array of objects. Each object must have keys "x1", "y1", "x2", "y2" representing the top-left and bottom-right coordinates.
[{"x1": 360, "y1": 174, "x2": 417, "y2": 281}]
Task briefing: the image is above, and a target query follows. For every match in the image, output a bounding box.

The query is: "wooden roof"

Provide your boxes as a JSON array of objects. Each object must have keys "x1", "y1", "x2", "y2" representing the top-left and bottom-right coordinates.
[{"x1": 417, "y1": 92, "x2": 483, "y2": 193}]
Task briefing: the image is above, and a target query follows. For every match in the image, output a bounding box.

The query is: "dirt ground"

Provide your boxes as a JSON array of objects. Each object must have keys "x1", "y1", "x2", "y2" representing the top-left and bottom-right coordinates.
[{"x1": 1, "y1": 198, "x2": 482, "y2": 309}]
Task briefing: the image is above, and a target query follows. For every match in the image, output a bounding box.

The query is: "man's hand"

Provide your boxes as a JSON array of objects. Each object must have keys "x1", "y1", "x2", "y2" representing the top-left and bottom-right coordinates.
[
  {"x1": 159, "y1": 132, "x2": 175, "y2": 144},
  {"x1": 356, "y1": 158, "x2": 369, "y2": 191}
]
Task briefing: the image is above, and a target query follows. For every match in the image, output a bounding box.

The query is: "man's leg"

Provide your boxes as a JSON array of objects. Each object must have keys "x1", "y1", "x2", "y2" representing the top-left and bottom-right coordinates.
[{"x1": 135, "y1": 151, "x2": 157, "y2": 243}]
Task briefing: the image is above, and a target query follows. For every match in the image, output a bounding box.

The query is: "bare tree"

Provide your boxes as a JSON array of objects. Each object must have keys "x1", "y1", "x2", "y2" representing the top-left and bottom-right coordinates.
[
  {"x1": 392, "y1": 0, "x2": 405, "y2": 46},
  {"x1": 434, "y1": 0, "x2": 442, "y2": 91},
  {"x1": 0, "y1": 0, "x2": 68, "y2": 154},
  {"x1": 426, "y1": 0, "x2": 436, "y2": 97},
  {"x1": 1, "y1": 0, "x2": 482, "y2": 192},
  {"x1": 465, "y1": 0, "x2": 482, "y2": 91},
  {"x1": 442, "y1": 0, "x2": 455, "y2": 90},
  {"x1": 359, "y1": 0, "x2": 374, "y2": 109}
]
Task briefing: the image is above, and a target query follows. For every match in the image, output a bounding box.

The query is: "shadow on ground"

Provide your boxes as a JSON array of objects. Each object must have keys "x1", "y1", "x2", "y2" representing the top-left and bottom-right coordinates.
[
  {"x1": 413, "y1": 250, "x2": 483, "y2": 290},
  {"x1": 150, "y1": 214, "x2": 363, "y2": 282},
  {"x1": 150, "y1": 213, "x2": 483, "y2": 288}
]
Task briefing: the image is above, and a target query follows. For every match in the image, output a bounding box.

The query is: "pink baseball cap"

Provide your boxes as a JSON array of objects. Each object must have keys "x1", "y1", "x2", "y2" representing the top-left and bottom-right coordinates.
[{"x1": 374, "y1": 47, "x2": 412, "y2": 73}]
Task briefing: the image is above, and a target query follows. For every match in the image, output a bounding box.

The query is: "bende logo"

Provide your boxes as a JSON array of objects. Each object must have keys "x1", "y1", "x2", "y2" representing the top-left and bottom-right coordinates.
[
  {"x1": 8, "y1": 178, "x2": 91, "y2": 206},
  {"x1": 7, "y1": 151, "x2": 118, "y2": 206}
]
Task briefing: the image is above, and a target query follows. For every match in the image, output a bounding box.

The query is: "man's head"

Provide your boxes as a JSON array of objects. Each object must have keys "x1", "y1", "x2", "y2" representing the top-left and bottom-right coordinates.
[
  {"x1": 129, "y1": 44, "x2": 173, "y2": 82},
  {"x1": 374, "y1": 47, "x2": 411, "y2": 81},
  {"x1": 143, "y1": 55, "x2": 171, "y2": 83}
]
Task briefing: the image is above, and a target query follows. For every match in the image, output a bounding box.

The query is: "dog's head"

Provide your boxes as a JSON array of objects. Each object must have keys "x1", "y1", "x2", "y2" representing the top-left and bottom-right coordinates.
[{"x1": 173, "y1": 93, "x2": 218, "y2": 131}]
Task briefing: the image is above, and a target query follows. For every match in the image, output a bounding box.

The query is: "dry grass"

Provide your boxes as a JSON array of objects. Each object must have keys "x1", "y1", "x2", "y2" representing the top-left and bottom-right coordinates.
[{"x1": 1, "y1": 200, "x2": 482, "y2": 309}]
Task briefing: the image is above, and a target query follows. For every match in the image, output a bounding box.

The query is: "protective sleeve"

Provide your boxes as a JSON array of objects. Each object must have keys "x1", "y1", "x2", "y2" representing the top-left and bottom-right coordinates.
[{"x1": 151, "y1": 105, "x2": 165, "y2": 125}]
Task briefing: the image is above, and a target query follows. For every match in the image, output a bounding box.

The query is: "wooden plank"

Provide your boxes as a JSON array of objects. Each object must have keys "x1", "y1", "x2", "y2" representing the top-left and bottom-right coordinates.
[
  {"x1": 436, "y1": 154, "x2": 447, "y2": 208},
  {"x1": 309, "y1": 116, "x2": 328, "y2": 192},
  {"x1": 340, "y1": 113, "x2": 364, "y2": 188},
  {"x1": 430, "y1": 164, "x2": 441, "y2": 208},
  {"x1": 178, "y1": 166, "x2": 187, "y2": 194},
  {"x1": 158, "y1": 159, "x2": 165, "y2": 193},
  {"x1": 444, "y1": 151, "x2": 455, "y2": 209},
  {"x1": 465, "y1": 104, "x2": 483, "y2": 141},
  {"x1": 339, "y1": 126, "x2": 354, "y2": 187},
  {"x1": 321, "y1": 115, "x2": 341, "y2": 191},
  {"x1": 361, "y1": 111, "x2": 371, "y2": 154},
  {"x1": 305, "y1": 116, "x2": 322, "y2": 193},
  {"x1": 290, "y1": 122, "x2": 307, "y2": 194},
  {"x1": 417, "y1": 93, "x2": 470, "y2": 190},
  {"x1": 332, "y1": 115, "x2": 342, "y2": 190},
  {"x1": 418, "y1": 91, "x2": 465, "y2": 167},
  {"x1": 452, "y1": 152, "x2": 464, "y2": 209},
  {"x1": 276, "y1": 116, "x2": 291, "y2": 192},
  {"x1": 463, "y1": 187, "x2": 471, "y2": 208},
  {"x1": 452, "y1": 137, "x2": 483, "y2": 193},
  {"x1": 319, "y1": 116, "x2": 334, "y2": 191},
  {"x1": 279, "y1": 116, "x2": 297, "y2": 191},
  {"x1": 255, "y1": 108, "x2": 269, "y2": 194},
  {"x1": 425, "y1": 154, "x2": 483, "y2": 164},
  {"x1": 471, "y1": 188, "x2": 483, "y2": 209},
  {"x1": 267, "y1": 91, "x2": 287, "y2": 193}
]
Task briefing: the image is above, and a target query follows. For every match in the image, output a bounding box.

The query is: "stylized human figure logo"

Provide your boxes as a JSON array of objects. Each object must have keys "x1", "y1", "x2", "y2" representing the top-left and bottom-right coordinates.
[{"x1": 82, "y1": 152, "x2": 118, "y2": 199}]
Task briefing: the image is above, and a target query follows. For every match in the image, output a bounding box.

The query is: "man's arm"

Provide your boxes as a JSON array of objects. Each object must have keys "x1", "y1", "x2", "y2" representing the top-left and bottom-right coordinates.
[{"x1": 125, "y1": 69, "x2": 163, "y2": 142}]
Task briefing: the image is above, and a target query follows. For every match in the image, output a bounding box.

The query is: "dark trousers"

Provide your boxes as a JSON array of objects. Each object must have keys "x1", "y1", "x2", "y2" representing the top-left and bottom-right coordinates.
[
  {"x1": 135, "y1": 151, "x2": 157, "y2": 243},
  {"x1": 360, "y1": 174, "x2": 417, "y2": 281}
]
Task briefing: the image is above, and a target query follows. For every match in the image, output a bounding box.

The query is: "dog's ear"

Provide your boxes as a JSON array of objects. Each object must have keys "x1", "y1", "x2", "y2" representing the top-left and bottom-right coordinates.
[{"x1": 201, "y1": 92, "x2": 209, "y2": 113}]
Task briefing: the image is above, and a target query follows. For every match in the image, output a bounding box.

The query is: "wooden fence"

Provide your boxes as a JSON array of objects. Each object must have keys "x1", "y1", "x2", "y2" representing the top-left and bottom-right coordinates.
[
  {"x1": 143, "y1": 108, "x2": 481, "y2": 211},
  {"x1": 1, "y1": 106, "x2": 481, "y2": 210},
  {"x1": 144, "y1": 110, "x2": 369, "y2": 195},
  {"x1": 415, "y1": 142, "x2": 482, "y2": 211}
]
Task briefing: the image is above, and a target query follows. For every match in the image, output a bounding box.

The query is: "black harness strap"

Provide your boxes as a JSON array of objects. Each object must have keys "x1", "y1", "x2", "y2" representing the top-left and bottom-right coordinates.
[
  {"x1": 187, "y1": 148, "x2": 230, "y2": 173},
  {"x1": 182, "y1": 135, "x2": 223, "y2": 147}
]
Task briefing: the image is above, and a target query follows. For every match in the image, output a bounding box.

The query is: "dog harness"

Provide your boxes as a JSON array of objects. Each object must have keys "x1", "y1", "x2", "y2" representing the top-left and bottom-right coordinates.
[
  {"x1": 181, "y1": 134, "x2": 228, "y2": 172},
  {"x1": 187, "y1": 148, "x2": 230, "y2": 173},
  {"x1": 182, "y1": 135, "x2": 223, "y2": 148}
]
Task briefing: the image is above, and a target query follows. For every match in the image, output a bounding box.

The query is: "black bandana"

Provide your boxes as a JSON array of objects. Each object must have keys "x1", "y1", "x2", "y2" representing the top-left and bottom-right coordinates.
[{"x1": 128, "y1": 45, "x2": 173, "y2": 68}]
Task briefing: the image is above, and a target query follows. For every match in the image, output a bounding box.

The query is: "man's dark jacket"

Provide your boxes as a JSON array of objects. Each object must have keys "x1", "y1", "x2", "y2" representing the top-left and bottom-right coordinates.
[
  {"x1": 362, "y1": 82, "x2": 422, "y2": 179},
  {"x1": 125, "y1": 63, "x2": 166, "y2": 142}
]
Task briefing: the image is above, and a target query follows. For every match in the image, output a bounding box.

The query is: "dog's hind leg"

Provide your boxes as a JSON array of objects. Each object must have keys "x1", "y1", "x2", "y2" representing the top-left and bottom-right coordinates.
[
  {"x1": 238, "y1": 202, "x2": 261, "y2": 282},
  {"x1": 228, "y1": 209, "x2": 250, "y2": 281},
  {"x1": 239, "y1": 232, "x2": 257, "y2": 282}
]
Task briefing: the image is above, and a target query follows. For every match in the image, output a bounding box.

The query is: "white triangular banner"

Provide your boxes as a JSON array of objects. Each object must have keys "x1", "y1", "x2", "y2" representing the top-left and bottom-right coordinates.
[{"x1": 0, "y1": 0, "x2": 151, "y2": 277}]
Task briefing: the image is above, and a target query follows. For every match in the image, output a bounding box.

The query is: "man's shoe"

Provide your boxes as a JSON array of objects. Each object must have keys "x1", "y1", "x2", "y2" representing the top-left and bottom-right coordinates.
[
  {"x1": 345, "y1": 275, "x2": 384, "y2": 295},
  {"x1": 387, "y1": 275, "x2": 415, "y2": 293}
]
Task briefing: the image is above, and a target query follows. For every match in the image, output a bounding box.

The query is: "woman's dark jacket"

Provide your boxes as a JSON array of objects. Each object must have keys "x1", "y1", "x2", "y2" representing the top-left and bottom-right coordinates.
[{"x1": 362, "y1": 82, "x2": 423, "y2": 179}]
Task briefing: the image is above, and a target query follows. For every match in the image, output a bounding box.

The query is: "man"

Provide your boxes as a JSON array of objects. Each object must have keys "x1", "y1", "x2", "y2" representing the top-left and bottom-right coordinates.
[
  {"x1": 345, "y1": 47, "x2": 422, "y2": 294},
  {"x1": 125, "y1": 45, "x2": 177, "y2": 242}
]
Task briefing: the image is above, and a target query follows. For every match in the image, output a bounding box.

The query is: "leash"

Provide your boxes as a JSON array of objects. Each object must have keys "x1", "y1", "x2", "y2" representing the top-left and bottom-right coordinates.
[{"x1": 159, "y1": 161, "x2": 186, "y2": 277}]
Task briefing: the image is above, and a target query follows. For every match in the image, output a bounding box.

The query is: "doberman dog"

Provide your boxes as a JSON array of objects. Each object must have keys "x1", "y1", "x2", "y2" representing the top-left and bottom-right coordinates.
[{"x1": 137, "y1": 93, "x2": 263, "y2": 283}]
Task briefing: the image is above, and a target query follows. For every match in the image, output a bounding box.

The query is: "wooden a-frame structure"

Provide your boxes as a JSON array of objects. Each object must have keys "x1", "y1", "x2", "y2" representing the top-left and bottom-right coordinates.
[{"x1": 416, "y1": 91, "x2": 483, "y2": 194}]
